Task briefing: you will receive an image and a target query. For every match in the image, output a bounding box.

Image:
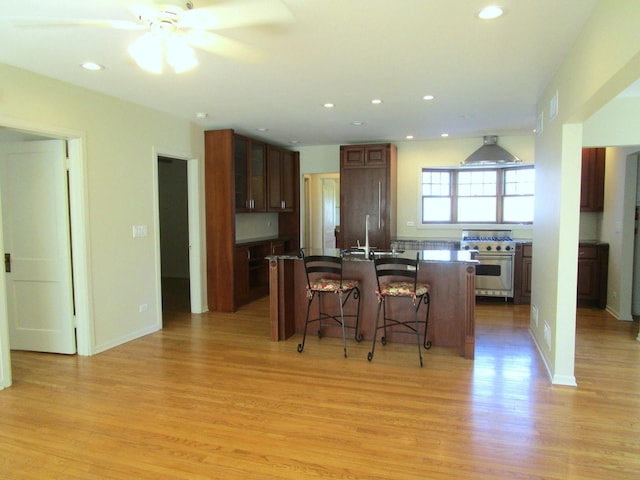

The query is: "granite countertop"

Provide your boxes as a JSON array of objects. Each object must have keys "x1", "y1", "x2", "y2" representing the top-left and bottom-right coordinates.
[{"x1": 267, "y1": 248, "x2": 477, "y2": 264}]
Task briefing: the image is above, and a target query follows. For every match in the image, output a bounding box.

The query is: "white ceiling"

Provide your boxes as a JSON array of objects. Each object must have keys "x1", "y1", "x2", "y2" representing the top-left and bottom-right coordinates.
[{"x1": 0, "y1": 0, "x2": 601, "y2": 147}]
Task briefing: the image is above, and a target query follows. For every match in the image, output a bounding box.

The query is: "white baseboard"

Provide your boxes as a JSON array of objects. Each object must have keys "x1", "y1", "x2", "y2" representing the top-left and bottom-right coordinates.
[
  {"x1": 528, "y1": 327, "x2": 578, "y2": 387},
  {"x1": 93, "y1": 324, "x2": 161, "y2": 355}
]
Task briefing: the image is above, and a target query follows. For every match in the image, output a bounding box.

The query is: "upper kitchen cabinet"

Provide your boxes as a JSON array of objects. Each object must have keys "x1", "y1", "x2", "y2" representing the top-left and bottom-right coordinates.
[
  {"x1": 580, "y1": 147, "x2": 606, "y2": 212},
  {"x1": 234, "y1": 135, "x2": 266, "y2": 212},
  {"x1": 339, "y1": 144, "x2": 397, "y2": 250},
  {"x1": 267, "y1": 146, "x2": 298, "y2": 212}
]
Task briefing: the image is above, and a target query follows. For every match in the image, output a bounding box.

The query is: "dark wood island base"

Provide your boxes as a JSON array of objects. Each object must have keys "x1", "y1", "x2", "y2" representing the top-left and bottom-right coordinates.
[{"x1": 268, "y1": 250, "x2": 477, "y2": 359}]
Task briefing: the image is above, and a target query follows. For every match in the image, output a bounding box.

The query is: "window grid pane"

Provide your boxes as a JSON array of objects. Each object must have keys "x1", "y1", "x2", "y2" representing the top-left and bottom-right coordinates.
[
  {"x1": 421, "y1": 170, "x2": 452, "y2": 222},
  {"x1": 421, "y1": 166, "x2": 534, "y2": 224},
  {"x1": 458, "y1": 171, "x2": 497, "y2": 197}
]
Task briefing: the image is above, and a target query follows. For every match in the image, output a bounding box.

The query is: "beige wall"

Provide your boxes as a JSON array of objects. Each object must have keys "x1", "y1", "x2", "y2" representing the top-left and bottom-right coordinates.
[
  {"x1": 0, "y1": 63, "x2": 205, "y2": 387},
  {"x1": 533, "y1": 0, "x2": 640, "y2": 384}
]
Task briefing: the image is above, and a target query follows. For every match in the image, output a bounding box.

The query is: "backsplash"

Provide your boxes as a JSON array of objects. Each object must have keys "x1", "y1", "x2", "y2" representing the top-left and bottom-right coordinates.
[{"x1": 236, "y1": 212, "x2": 279, "y2": 242}]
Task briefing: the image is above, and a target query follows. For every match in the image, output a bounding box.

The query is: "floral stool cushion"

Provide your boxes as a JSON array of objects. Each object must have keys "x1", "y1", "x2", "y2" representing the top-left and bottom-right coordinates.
[
  {"x1": 378, "y1": 281, "x2": 429, "y2": 298},
  {"x1": 308, "y1": 278, "x2": 359, "y2": 293}
]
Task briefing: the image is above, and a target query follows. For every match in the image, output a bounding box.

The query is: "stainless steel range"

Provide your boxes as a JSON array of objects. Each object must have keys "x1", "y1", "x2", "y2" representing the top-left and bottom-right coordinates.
[{"x1": 461, "y1": 229, "x2": 515, "y2": 298}]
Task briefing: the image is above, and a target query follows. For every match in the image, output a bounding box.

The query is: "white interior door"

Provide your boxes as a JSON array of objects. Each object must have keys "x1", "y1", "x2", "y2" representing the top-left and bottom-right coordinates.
[
  {"x1": 0, "y1": 140, "x2": 76, "y2": 353},
  {"x1": 322, "y1": 178, "x2": 338, "y2": 249}
]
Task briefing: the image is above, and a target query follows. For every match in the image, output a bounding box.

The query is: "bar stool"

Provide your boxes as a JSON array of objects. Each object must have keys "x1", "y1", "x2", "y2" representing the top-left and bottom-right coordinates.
[
  {"x1": 367, "y1": 253, "x2": 431, "y2": 367},
  {"x1": 297, "y1": 251, "x2": 362, "y2": 357}
]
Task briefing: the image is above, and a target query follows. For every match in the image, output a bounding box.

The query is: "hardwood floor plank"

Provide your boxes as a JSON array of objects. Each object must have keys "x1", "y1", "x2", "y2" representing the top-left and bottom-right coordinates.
[{"x1": 1, "y1": 296, "x2": 639, "y2": 479}]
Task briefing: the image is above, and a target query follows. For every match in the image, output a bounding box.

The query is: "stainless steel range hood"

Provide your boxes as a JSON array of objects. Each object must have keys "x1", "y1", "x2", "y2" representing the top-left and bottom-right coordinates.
[{"x1": 461, "y1": 135, "x2": 521, "y2": 167}]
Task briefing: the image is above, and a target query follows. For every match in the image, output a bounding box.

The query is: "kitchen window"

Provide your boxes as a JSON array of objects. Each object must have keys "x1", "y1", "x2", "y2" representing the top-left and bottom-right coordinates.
[{"x1": 421, "y1": 166, "x2": 534, "y2": 224}]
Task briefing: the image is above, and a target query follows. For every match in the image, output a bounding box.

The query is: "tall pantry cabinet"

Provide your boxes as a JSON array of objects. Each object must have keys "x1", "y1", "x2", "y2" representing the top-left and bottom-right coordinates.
[
  {"x1": 339, "y1": 144, "x2": 397, "y2": 250},
  {"x1": 205, "y1": 129, "x2": 300, "y2": 312}
]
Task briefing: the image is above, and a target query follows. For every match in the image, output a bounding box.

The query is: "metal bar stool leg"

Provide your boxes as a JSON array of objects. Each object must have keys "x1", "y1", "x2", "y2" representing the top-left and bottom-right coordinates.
[
  {"x1": 413, "y1": 300, "x2": 424, "y2": 367},
  {"x1": 338, "y1": 291, "x2": 347, "y2": 358},
  {"x1": 423, "y1": 293, "x2": 432, "y2": 350},
  {"x1": 297, "y1": 292, "x2": 316, "y2": 353},
  {"x1": 367, "y1": 298, "x2": 384, "y2": 362}
]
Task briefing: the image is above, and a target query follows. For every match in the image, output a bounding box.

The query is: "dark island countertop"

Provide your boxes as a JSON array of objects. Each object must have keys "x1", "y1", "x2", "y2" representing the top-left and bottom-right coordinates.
[{"x1": 267, "y1": 248, "x2": 478, "y2": 264}]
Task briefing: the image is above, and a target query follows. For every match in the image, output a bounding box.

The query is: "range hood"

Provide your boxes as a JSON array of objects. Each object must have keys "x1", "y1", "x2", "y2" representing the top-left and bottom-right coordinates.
[{"x1": 461, "y1": 135, "x2": 522, "y2": 167}]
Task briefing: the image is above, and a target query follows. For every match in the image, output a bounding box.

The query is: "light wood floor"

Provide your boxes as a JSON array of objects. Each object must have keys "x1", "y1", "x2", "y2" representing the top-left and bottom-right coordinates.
[{"x1": 1, "y1": 290, "x2": 639, "y2": 479}]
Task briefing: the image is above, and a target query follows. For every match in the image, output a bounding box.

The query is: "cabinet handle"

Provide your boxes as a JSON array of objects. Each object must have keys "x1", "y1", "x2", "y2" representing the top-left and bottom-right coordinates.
[
  {"x1": 378, "y1": 181, "x2": 382, "y2": 229},
  {"x1": 4, "y1": 253, "x2": 10, "y2": 273}
]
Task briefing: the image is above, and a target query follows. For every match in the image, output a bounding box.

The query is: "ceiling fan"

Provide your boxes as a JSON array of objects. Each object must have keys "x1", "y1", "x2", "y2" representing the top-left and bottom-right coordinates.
[{"x1": 12, "y1": 0, "x2": 294, "y2": 74}]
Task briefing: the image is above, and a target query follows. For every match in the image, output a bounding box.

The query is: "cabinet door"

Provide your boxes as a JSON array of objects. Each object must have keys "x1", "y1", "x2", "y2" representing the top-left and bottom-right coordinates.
[
  {"x1": 577, "y1": 246, "x2": 599, "y2": 301},
  {"x1": 340, "y1": 167, "x2": 388, "y2": 249},
  {"x1": 267, "y1": 147, "x2": 283, "y2": 211},
  {"x1": 250, "y1": 141, "x2": 266, "y2": 211},
  {"x1": 234, "y1": 136, "x2": 249, "y2": 211},
  {"x1": 281, "y1": 149, "x2": 296, "y2": 211},
  {"x1": 364, "y1": 145, "x2": 387, "y2": 166},
  {"x1": 267, "y1": 147, "x2": 296, "y2": 212},
  {"x1": 234, "y1": 245, "x2": 250, "y2": 304},
  {"x1": 341, "y1": 146, "x2": 365, "y2": 167},
  {"x1": 580, "y1": 148, "x2": 605, "y2": 212},
  {"x1": 577, "y1": 258, "x2": 598, "y2": 300}
]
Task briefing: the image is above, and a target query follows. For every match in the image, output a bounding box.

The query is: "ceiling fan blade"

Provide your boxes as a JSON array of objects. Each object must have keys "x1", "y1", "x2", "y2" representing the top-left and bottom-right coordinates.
[
  {"x1": 178, "y1": 0, "x2": 294, "y2": 31},
  {"x1": 10, "y1": 17, "x2": 146, "y2": 30},
  {"x1": 182, "y1": 30, "x2": 264, "y2": 63}
]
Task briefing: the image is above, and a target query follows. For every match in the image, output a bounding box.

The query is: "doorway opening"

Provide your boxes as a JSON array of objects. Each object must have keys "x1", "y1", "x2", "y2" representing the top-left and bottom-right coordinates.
[
  {"x1": 157, "y1": 156, "x2": 190, "y2": 315},
  {"x1": 303, "y1": 173, "x2": 339, "y2": 251}
]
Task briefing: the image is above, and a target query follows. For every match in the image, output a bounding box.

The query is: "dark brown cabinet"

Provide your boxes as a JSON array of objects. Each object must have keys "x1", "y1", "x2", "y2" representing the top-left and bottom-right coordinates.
[
  {"x1": 580, "y1": 147, "x2": 606, "y2": 212},
  {"x1": 577, "y1": 243, "x2": 609, "y2": 308},
  {"x1": 513, "y1": 241, "x2": 608, "y2": 308},
  {"x1": 513, "y1": 243, "x2": 533, "y2": 305},
  {"x1": 205, "y1": 129, "x2": 300, "y2": 312},
  {"x1": 267, "y1": 146, "x2": 296, "y2": 212},
  {"x1": 234, "y1": 135, "x2": 266, "y2": 212},
  {"x1": 339, "y1": 144, "x2": 397, "y2": 250}
]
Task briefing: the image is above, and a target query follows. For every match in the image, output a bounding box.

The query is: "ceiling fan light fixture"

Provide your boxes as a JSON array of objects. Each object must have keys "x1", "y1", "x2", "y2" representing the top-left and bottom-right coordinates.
[
  {"x1": 128, "y1": 29, "x2": 198, "y2": 74},
  {"x1": 165, "y1": 35, "x2": 198, "y2": 73},
  {"x1": 129, "y1": 32, "x2": 164, "y2": 74}
]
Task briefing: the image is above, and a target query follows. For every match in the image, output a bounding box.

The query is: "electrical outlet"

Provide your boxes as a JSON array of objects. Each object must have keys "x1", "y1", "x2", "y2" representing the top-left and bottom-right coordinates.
[
  {"x1": 531, "y1": 304, "x2": 538, "y2": 327},
  {"x1": 139, "y1": 303, "x2": 148, "y2": 313},
  {"x1": 544, "y1": 321, "x2": 551, "y2": 349},
  {"x1": 406, "y1": 221, "x2": 415, "y2": 227},
  {"x1": 132, "y1": 225, "x2": 148, "y2": 238}
]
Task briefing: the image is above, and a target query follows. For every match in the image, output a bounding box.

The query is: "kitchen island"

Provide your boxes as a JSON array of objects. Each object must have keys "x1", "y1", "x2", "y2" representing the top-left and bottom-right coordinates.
[{"x1": 268, "y1": 249, "x2": 477, "y2": 359}]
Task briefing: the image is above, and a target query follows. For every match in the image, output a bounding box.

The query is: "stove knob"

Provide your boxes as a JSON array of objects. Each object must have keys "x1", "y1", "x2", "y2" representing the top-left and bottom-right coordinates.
[
  {"x1": 505, "y1": 245, "x2": 511, "y2": 251},
  {"x1": 486, "y1": 245, "x2": 492, "y2": 251},
  {"x1": 473, "y1": 245, "x2": 479, "y2": 251},
  {"x1": 496, "y1": 245, "x2": 502, "y2": 251},
  {"x1": 464, "y1": 245, "x2": 470, "y2": 250}
]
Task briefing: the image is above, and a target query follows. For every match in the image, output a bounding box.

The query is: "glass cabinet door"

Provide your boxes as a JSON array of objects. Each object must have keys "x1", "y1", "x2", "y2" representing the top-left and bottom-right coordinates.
[
  {"x1": 234, "y1": 136, "x2": 249, "y2": 211},
  {"x1": 250, "y1": 141, "x2": 266, "y2": 211}
]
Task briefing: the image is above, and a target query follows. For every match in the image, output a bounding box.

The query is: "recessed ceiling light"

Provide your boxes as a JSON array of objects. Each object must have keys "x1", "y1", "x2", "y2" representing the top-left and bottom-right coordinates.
[
  {"x1": 289, "y1": 140, "x2": 299, "y2": 145},
  {"x1": 441, "y1": 133, "x2": 449, "y2": 138},
  {"x1": 477, "y1": 6, "x2": 504, "y2": 20},
  {"x1": 81, "y1": 62, "x2": 104, "y2": 71},
  {"x1": 371, "y1": 99, "x2": 383, "y2": 105},
  {"x1": 351, "y1": 121, "x2": 364, "y2": 126},
  {"x1": 195, "y1": 112, "x2": 208, "y2": 119},
  {"x1": 423, "y1": 95, "x2": 435, "y2": 101},
  {"x1": 406, "y1": 135, "x2": 414, "y2": 140},
  {"x1": 256, "y1": 127, "x2": 269, "y2": 132},
  {"x1": 323, "y1": 103, "x2": 335, "y2": 108}
]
